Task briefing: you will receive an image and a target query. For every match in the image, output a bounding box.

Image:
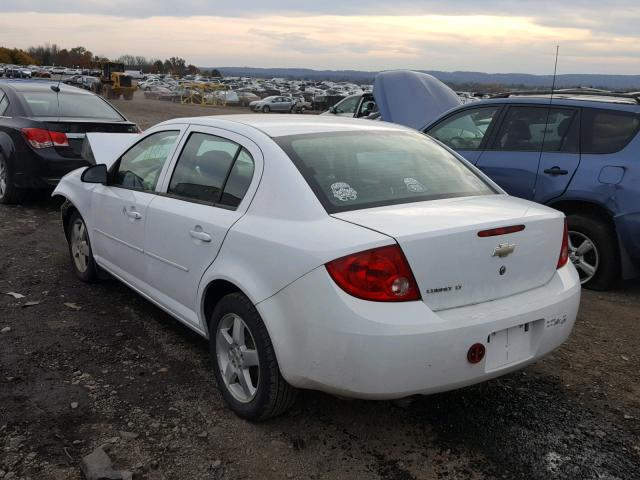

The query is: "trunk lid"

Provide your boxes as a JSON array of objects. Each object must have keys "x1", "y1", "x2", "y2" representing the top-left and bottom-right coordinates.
[
  {"x1": 81, "y1": 132, "x2": 140, "y2": 168},
  {"x1": 332, "y1": 195, "x2": 565, "y2": 311},
  {"x1": 35, "y1": 118, "x2": 138, "y2": 158}
]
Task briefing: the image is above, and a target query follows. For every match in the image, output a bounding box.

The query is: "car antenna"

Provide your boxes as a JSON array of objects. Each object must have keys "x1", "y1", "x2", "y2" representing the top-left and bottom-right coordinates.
[
  {"x1": 50, "y1": 70, "x2": 63, "y2": 93},
  {"x1": 549, "y1": 44, "x2": 559, "y2": 103},
  {"x1": 50, "y1": 71, "x2": 63, "y2": 121},
  {"x1": 533, "y1": 45, "x2": 560, "y2": 198},
  {"x1": 542, "y1": 45, "x2": 560, "y2": 131},
  {"x1": 540, "y1": 45, "x2": 560, "y2": 144}
]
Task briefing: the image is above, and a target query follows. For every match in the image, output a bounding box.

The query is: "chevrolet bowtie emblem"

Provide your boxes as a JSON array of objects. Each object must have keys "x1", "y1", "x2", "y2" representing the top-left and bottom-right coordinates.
[{"x1": 492, "y1": 243, "x2": 516, "y2": 258}]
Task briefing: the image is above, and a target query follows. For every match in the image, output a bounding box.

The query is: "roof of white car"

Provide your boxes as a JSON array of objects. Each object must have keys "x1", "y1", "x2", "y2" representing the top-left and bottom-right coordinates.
[{"x1": 157, "y1": 114, "x2": 409, "y2": 138}]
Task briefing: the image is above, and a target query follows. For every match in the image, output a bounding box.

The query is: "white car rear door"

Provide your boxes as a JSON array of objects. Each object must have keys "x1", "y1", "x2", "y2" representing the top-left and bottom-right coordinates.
[
  {"x1": 142, "y1": 126, "x2": 263, "y2": 327},
  {"x1": 90, "y1": 127, "x2": 185, "y2": 287}
]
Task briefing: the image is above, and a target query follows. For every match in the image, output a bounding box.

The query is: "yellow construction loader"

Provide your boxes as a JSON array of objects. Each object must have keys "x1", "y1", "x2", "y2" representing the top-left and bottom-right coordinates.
[{"x1": 94, "y1": 63, "x2": 136, "y2": 100}]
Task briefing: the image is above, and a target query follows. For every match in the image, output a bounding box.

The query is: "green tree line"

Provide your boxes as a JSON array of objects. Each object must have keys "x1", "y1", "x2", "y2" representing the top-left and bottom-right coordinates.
[{"x1": 1, "y1": 43, "x2": 221, "y2": 77}]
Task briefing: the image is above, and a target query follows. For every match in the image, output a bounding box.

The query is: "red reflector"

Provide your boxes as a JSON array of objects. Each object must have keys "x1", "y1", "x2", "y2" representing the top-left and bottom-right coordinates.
[
  {"x1": 325, "y1": 244, "x2": 421, "y2": 302},
  {"x1": 467, "y1": 343, "x2": 486, "y2": 364},
  {"x1": 557, "y1": 219, "x2": 569, "y2": 269},
  {"x1": 478, "y1": 225, "x2": 525, "y2": 237}
]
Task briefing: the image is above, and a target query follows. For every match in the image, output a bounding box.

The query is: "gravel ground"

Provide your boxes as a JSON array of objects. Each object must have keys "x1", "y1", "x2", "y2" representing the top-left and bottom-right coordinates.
[
  {"x1": 1, "y1": 94, "x2": 639, "y2": 480},
  {"x1": 110, "y1": 91, "x2": 250, "y2": 130}
]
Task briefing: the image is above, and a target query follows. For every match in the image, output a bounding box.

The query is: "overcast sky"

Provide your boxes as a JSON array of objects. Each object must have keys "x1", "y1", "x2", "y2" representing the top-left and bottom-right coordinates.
[{"x1": 2, "y1": 1, "x2": 640, "y2": 74}]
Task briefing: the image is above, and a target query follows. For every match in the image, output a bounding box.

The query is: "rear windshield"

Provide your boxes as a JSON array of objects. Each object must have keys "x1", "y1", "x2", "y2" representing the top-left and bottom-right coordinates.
[
  {"x1": 21, "y1": 91, "x2": 124, "y2": 120},
  {"x1": 276, "y1": 131, "x2": 496, "y2": 213}
]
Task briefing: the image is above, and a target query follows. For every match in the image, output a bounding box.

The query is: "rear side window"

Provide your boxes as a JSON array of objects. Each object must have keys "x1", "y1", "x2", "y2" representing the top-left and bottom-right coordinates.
[
  {"x1": 219, "y1": 149, "x2": 255, "y2": 208},
  {"x1": 427, "y1": 106, "x2": 501, "y2": 150},
  {"x1": 276, "y1": 131, "x2": 495, "y2": 213},
  {"x1": 168, "y1": 132, "x2": 255, "y2": 207},
  {"x1": 21, "y1": 92, "x2": 123, "y2": 120},
  {"x1": 581, "y1": 109, "x2": 640, "y2": 154},
  {"x1": 0, "y1": 94, "x2": 8, "y2": 115},
  {"x1": 333, "y1": 96, "x2": 360, "y2": 114},
  {"x1": 493, "y1": 106, "x2": 579, "y2": 153}
]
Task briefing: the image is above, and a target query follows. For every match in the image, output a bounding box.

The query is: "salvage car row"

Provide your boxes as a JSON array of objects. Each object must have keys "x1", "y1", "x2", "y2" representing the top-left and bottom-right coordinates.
[{"x1": 1, "y1": 71, "x2": 638, "y2": 421}]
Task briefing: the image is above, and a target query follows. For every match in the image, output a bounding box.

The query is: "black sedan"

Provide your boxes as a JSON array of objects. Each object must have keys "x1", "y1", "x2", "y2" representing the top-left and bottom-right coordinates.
[{"x1": 0, "y1": 80, "x2": 139, "y2": 203}]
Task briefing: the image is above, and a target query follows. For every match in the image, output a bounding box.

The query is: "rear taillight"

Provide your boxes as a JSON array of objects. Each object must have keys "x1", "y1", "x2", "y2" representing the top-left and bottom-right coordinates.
[
  {"x1": 557, "y1": 219, "x2": 569, "y2": 269},
  {"x1": 21, "y1": 128, "x2": 52, "y2": 148},
  {"x1": 325, "y1": 245, "x2": 421, "y2": 302},
  {"x1": 49, "y1": 130, "x2": 69, "y2": 147},
  {"x1": 21, "y1": 128, "x2": 69, "y2": 149}
]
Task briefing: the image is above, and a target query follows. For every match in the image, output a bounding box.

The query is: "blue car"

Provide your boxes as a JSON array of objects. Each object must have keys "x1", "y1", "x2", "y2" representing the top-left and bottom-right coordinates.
[{"x1": 423, "y1": 91, "x2": 640, "y2": 290}]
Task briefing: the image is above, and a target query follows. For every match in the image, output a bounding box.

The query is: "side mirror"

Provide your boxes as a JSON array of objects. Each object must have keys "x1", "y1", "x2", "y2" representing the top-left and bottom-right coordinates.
[
  {"x1": 81, "y1": 164, "x2": 108, "y2": 184},
  {"x1": 328, "y1": 106, "x2": 337, "y2": 114}
]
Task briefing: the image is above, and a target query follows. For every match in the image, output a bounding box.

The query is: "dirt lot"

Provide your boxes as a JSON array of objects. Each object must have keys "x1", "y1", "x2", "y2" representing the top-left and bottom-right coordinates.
[
  {"x1": 1, "y1": 94, "x2": 639, "y2": 480},
  {"x1": 110, "y1": 91, "x2": 251, "y2": 130}
]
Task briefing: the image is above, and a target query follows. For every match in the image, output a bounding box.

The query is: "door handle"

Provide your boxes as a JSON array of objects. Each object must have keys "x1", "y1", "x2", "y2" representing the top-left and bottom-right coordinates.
[
  {"x1": 543, "y1": 167, "x2": 569, "y2": 176},
  {"x1": 123, "y1": 208, "x2": 142, "y2": 220},
  {"x1": 189, "y1": 229, "x2": 212, "y2": 242}
]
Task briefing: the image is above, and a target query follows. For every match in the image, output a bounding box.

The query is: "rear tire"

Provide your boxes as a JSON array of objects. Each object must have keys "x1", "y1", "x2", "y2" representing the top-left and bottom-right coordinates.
[
  {"x1": 0, "y1": 155, "x2": 26, "y2": 204},
  {"x1": 66, "y1": 211, "x2": 99, "y2": 282},
  {"x1": 209, "y1": 292, "x2": 297, "y2": 421},
  {"x1": 567, "y1": 214, "x2": 619, "y2": 290}
]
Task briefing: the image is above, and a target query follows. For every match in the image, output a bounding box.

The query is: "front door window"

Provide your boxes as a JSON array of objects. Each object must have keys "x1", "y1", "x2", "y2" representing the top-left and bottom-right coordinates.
[{"x1": 112, "y1": 130, "x2": 179, "y2": 190}]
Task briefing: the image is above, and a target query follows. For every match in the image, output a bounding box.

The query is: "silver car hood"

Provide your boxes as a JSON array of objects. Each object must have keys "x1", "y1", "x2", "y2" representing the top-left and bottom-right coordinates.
[{"x1": 373, "y1": 70, "x2": 462, "y2": 130}]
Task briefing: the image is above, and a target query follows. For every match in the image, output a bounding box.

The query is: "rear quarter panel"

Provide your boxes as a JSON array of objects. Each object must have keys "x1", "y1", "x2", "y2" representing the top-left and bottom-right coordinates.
[{"x1": 558, "y1": 133, "x2": 640, "y2": 272}]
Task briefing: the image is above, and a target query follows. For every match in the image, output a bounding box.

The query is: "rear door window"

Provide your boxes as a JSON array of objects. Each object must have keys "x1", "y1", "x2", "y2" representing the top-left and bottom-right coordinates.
[
  {"x1": 492, "y1": 106, "x2": 579, "y2": 153},
  {"x1": 581, "y1": 108, "x2": 640, "y2": 154},
  {"x1": 426, "y1": 106, "x2": 501, "y2": 150},
  {"x1": 168, "y1": 132, "x2": 255, "y2": 208},
  {"x1": 168, "y1": 133, "x2": 238, "y2": 204}
]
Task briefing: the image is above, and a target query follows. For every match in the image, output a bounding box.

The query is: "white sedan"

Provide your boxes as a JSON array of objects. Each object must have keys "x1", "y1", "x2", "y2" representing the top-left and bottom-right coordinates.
[{"x1": 53, "y1": 115, "x2": 581, "y2": 420}]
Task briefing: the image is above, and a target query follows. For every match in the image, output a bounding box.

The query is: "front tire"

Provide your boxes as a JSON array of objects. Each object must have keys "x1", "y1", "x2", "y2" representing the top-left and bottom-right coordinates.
[
  {"x1": 0, "y1": 155, "x2": 25, "y2": 204},
  {"x1": 567, "y1": 214, "x2": 619, "y2": 290},
  {"x1": 66, "y1": 211, "x2": 99, "y2": 282},
  {"x1": 209, "y1": 293, "x2": 297, "y2": 421},
  {"x1": 262, "y1": 105, "x2": 270, "y2": 113}
]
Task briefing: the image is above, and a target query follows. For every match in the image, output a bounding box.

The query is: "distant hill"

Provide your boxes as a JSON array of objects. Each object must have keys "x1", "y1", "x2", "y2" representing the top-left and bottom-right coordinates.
[{"x1": 209, "y1": 67, "x2": 640, "y2": 90}]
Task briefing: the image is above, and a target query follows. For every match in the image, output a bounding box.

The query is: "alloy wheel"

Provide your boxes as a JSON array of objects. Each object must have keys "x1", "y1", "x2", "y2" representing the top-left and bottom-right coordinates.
[
  {"x1": 216, "y1": 313, "x2": 260, "y2": 403},
  {"x1": 568, "y1": 230, "x2": 599, "y2": 284},
  {"x1": 71, "y1": 218, "x2": 90, "y2": 273}
]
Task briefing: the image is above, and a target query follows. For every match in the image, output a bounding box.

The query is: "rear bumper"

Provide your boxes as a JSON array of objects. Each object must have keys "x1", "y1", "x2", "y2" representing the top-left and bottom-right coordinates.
[
  {"x1": 257, "y1": 264, "x2": 581, "y2": 399},
  {"x1": 13, "y1": 145, "x2": 88, "y2": 189}
]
